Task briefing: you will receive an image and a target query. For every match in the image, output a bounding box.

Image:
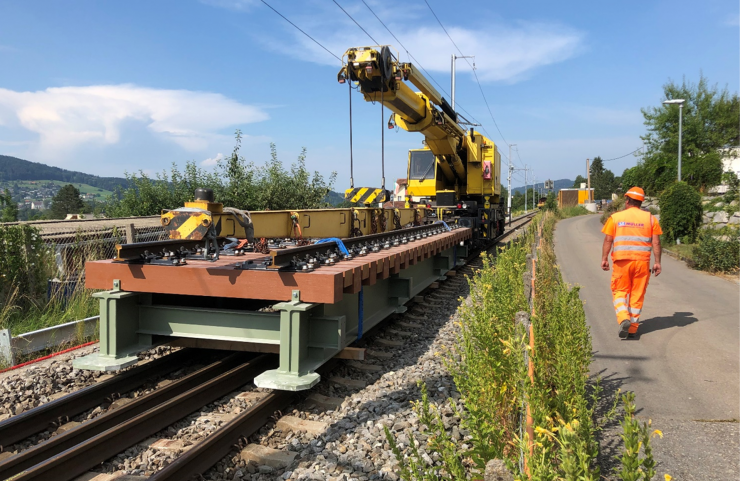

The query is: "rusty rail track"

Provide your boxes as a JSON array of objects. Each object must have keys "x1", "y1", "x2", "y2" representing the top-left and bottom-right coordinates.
[
  {"x1": 3, "y1": 353, "x2": 275, "y2": 481},
  {"x1": 0, "y1": 348, "x2": 194, "y2": 448}
]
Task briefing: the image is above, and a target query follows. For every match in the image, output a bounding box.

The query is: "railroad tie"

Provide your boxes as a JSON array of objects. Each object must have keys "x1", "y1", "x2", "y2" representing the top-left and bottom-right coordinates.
[
  {"x1": 396, "y1": 320, "x2": 422, "y2": 329},
  {"x1": 305, "y1": 393, "x2": 344, "y2": 411},
  {"x1": 365, "y1": 350, "x2": 393, "y2": 359},
  {"x1": 240, "y1": 444, "x2": 297, "y2": 470},
  {"x1": 374, "y1": 338, "x2": 405, "y2": 348},
  {"x1": 328, "y1": 376, "x2": 367, "y2": 389},
  {"x1": 275, "y1": 416, "x2": 328, "y2": 437},
  {"x1": 347, "y1": 361, "x2": 383, "y2": 372},
  {"x1": 386, "y1": 329, "x2": 413, "y2": 338}
]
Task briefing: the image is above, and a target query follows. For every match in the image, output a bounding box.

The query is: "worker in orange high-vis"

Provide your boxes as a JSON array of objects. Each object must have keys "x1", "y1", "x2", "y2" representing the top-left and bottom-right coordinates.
[{"x1": 601, "y1": 187, "x2": 663, "y2": 339}]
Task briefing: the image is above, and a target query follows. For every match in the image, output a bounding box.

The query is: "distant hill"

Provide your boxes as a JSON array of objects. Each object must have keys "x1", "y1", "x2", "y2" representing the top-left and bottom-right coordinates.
[
  {"x1": 324, "y1": 190, "x2": 346, "y2": 206},
  {"x1": 0, "y1": 155, "x2": 129, "y2": 192},
  {"x1": 511, "y1": 178, "x2": 574, "y2": 195}
]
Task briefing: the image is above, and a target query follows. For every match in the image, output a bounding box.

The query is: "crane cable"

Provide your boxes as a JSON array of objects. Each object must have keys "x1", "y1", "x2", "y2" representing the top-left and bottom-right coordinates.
[
  {"x1": 381, "y1": 80, "x2": 385, "y2": 195},
  {"x1": 348, "y1": 82, "x2": 354, "y2": 189}
]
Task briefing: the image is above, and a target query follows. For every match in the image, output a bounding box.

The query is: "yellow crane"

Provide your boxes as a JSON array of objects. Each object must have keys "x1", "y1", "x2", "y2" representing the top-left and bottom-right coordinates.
[{"x1": 338, "y1": 46, "x2": 505, "y2": 240}]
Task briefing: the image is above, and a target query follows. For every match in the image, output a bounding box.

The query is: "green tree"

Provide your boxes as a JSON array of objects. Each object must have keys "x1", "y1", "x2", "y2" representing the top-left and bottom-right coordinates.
[
  {"x1": 589, "y1": 157, "x2": 619, "y2": 200},
  {"x1": 573, "y1": 175, "x2": 586, "y2": 188},
  {"x1": 543, "y1": 191, "x2": 558, "y2": 211},
  {"x1": 50, "y1": 184, "x2": 85, "y2": 219},
  {"x1": 0, "y1": 189, "x2": 18, "y2": 222},
  {"x1": 659, "y1": 181, "x2": 703, "y2": 243},
  {"x1": 107, "y1": 131, "x2": 336, "y2": 216},
  {"x1": 620, "y1": 165, "x2": 645, "y2": 193},
  {"x1": 639, "y1": 75, "x2": 739, "y2": 194}
]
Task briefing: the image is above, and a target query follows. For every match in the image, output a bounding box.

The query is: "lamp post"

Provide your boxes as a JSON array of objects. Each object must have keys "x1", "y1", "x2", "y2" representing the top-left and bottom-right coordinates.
[{"x1": 663, "y1": 99, "x2": 686, "y2": 181}]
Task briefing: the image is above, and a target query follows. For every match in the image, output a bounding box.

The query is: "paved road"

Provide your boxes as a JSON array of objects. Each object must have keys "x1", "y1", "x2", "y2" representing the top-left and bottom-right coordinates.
[{"x1": 554, "y1": 214, "x2": 739, "y2": 480}]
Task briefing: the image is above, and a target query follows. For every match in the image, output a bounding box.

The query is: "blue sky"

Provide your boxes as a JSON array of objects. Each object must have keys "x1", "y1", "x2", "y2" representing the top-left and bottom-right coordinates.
[{"x1": 0, "y1": 0, "x2": 737, "y2": 190}]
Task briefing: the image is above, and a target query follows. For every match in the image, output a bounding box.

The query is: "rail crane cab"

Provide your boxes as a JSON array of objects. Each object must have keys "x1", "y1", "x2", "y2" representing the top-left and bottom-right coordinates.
[{"x1": 339, "y1": 45, "x2": 505, "y2": 245}]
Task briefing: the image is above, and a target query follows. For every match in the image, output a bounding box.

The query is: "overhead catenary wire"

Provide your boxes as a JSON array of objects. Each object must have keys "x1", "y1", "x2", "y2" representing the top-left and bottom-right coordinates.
[
  {"x1": 423, "y1": 0, "x2": 512, "y2": 152},
  {"x1": 601, "y1": 147, "x2": 643, "y2": 162},
  {"x1": 259, "y1": 0, "x2": 341, "y2": 63},
  {"x1": 332, "y1": 0, "x2": 379, "y2": 45}
]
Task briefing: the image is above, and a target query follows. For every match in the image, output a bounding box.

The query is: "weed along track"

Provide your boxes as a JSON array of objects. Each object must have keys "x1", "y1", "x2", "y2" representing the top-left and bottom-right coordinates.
[{"x1": 0, "y1": 215, "x2": 535, "y2": 481}]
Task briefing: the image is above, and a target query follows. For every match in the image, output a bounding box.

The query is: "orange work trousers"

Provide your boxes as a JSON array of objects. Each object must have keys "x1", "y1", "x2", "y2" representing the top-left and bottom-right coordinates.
[{"x1": 611, "y1": 260, "x2": 650, "y2": 332}]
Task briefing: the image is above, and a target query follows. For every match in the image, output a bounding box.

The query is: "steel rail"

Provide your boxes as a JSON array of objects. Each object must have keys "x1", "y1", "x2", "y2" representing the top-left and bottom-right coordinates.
[
  {"x1": 12, "y1": 354, "x2": 276, "y2": 481},
  {"x1": 115, "y1": 239, "x2": 206, "y2": 262},
  {"x1": 150, "y1": 390, "x2": 293, "y2": 480},
  {"x1": 0, "y1": 348, "x2": 194, "y2": 448},
  {"x1": 149, "y1": 359, "x2": 339, "y2": 481},
  {"x1": 0, "y1": 353, "x2": 253, "y2": 480},
  {"x1": 267, "y1": 222, "x2": 459, "y2": 269}
]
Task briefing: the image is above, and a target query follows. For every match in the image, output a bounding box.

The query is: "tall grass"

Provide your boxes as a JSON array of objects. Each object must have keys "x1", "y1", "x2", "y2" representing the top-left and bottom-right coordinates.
[
  {"x1": 0, "y1": 224, "x2": 100, "y2": 338},
  {"x1": 388, "y1": 212, "x2": 665, "y2": 479}
]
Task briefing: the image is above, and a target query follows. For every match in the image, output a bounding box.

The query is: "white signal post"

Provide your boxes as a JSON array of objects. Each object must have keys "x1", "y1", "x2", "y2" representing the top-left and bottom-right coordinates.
[{"x1": 508, "y1": 143, "x2": 516, "y2": 225}]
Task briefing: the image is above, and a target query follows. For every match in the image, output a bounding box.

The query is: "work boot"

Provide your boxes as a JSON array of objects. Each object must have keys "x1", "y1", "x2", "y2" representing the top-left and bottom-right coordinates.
[{"x1": 618, "y1": 320, "x2": 630, "y2": 339}]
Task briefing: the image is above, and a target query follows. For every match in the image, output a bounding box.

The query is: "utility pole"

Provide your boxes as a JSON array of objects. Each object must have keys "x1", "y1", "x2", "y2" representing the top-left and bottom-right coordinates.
[
  {"x1": 451, "y1": 54, "x2": 475, "y2": 110},
  {"x1": 508, "y1": 144, "x2": 516, "y2": 225},
  {"x1": 586, "y1": 158, "x2": 591, "y2": 202},
  {"x1": 524, "y1": 165, "x2": 528, "y2": 215}
]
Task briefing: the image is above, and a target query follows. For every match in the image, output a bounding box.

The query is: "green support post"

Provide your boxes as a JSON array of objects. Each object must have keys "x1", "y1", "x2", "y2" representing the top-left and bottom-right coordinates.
[{"x1": 73, "y1": 280, "x2": 151, "y2": 371}]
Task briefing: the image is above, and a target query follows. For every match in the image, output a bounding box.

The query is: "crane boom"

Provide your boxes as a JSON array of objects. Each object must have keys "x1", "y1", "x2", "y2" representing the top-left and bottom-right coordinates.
[{"x1": 338, "y1": 45, "x2": 501, "y2": 216}]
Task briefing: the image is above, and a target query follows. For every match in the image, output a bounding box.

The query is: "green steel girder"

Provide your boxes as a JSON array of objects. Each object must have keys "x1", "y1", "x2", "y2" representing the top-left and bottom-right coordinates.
[{"x1": 74, "y1": 246, "x2": 459, "y2": 389}]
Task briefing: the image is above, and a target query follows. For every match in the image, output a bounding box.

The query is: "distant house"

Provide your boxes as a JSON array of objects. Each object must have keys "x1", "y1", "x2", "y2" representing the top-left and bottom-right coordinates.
[
  {"x1": 30, "y1": 201, "x2": 45, "y2": 210},
  {"x1": 393, "y1": 178, "x2": 407, "y2": 202},
  {"x1": 709, "y1": 148, "x2": 740, "y2": 194}
]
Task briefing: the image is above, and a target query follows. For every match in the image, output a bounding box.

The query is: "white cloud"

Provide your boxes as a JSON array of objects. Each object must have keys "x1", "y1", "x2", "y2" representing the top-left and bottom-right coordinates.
[
  {"x1": 202, "y1": 152, "x2": 224, "y2": 166},
  {"x1": 259, "y1": 9, "x2": 583, "y2": 83},
  {"x1": 0, "y1": 84, "x2": 269, "y2": 157}
]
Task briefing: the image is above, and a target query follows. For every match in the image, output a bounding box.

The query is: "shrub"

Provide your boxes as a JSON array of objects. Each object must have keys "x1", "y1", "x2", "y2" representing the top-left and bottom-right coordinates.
[
  {"x1": 659, "y1": 181, "x2": 703, "y2": 243},
  {"x1": 693, "y1": 234, "x2": 740, "y2": 272},
  {"x1": 560, "y1": 205, "x2": 589, "y2": 219},
  {"x1": 0, "y1": 225, "x2": 54, "y2": 306},
  {"x1": 543, "y1": 191, "x2": 558, "y2": 211},
  {"x1": 600, "y1": 197, "x2": 625, "y2": 224}
]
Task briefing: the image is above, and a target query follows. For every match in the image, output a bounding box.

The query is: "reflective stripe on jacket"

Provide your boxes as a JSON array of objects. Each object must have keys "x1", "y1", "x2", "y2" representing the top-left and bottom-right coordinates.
[{"x1": 610, "y1": 208, "x2": 654, "y2": 261}]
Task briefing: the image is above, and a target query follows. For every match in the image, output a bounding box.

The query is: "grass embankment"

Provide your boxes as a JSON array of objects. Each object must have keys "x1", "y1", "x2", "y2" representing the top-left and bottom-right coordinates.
[
  {"x1": 0, "y1": 224, "x2": 99, "y2": 366},
  {"x1": 388, "y1": 212, "x2": 663, "y2": 480}
]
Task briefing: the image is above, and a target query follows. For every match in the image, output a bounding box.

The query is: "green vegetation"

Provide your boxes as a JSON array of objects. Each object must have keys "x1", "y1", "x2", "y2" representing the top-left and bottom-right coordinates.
[
  {"x1": 0, "y1": 155, "x2": 128, "y2": 192},
  {"x1": 49, "y1": 184, "x2": 87, "y2": 219},
  {"x1": 601, "y1": 197, "x2": 626, "y2": 224},
  {"x1": 387, "y1": 212, "x2": 663, "y2": 479},
  {"x1": 659, "y1": 181, "x2": 703, "y2": 244},
  {"x1": 693, "y1": 233, "x2": 740, "y2": 273},
  {"x1": 590, "y1": 156, "x2": 620, "y2": 200},
  {"x1": 109, "y1": 131, "x2": 337, "y2": 217},
  {"x1": 1, "y1": 189, "x2": 18, "y2": 222},
  {"x1": 5, "y1": 179, "x2": 115, "y2": 197},
  {"x1": 0, "y1": 224, "x2": 98, "y2": 340},
  {"x1": 560, "y1": 205, "x2": 590, "y2": 218},
  {"x1": 626, "y1": 75, "x2": 739, "y2": 195}
]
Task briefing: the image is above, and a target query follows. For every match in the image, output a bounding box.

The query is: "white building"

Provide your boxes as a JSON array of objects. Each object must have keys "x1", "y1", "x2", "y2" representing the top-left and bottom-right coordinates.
[{"x1": 709, "y1": 147, "x2": 740, "y2": 194}]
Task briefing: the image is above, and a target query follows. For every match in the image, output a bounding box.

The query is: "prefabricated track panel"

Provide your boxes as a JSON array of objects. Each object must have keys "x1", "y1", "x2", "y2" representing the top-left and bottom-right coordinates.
[{"x1": 86, "y1": 228, "x2": 472, "y2": 304}]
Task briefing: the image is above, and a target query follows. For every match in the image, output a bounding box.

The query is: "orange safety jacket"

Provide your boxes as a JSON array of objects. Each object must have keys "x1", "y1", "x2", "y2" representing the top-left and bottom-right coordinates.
[{"x1": 606, "y1": 208, "x2": 656, "y2": 261}]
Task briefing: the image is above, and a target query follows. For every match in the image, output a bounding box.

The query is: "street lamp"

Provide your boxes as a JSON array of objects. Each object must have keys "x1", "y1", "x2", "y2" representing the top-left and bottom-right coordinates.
[{"x1": 663, "y1": 99, "x2": 685, "y2": 181}]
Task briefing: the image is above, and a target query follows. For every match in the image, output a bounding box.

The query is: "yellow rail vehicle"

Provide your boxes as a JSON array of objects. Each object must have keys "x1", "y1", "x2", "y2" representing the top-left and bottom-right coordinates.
[{"x1": 338, "y1": 46, "x2": 505, "y2": 242}]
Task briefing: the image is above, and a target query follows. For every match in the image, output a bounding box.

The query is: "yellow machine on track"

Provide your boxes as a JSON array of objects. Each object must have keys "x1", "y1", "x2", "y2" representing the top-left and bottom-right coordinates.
[{"x1": 338, "y1": 46, "x2": 505, "y2": 241}]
